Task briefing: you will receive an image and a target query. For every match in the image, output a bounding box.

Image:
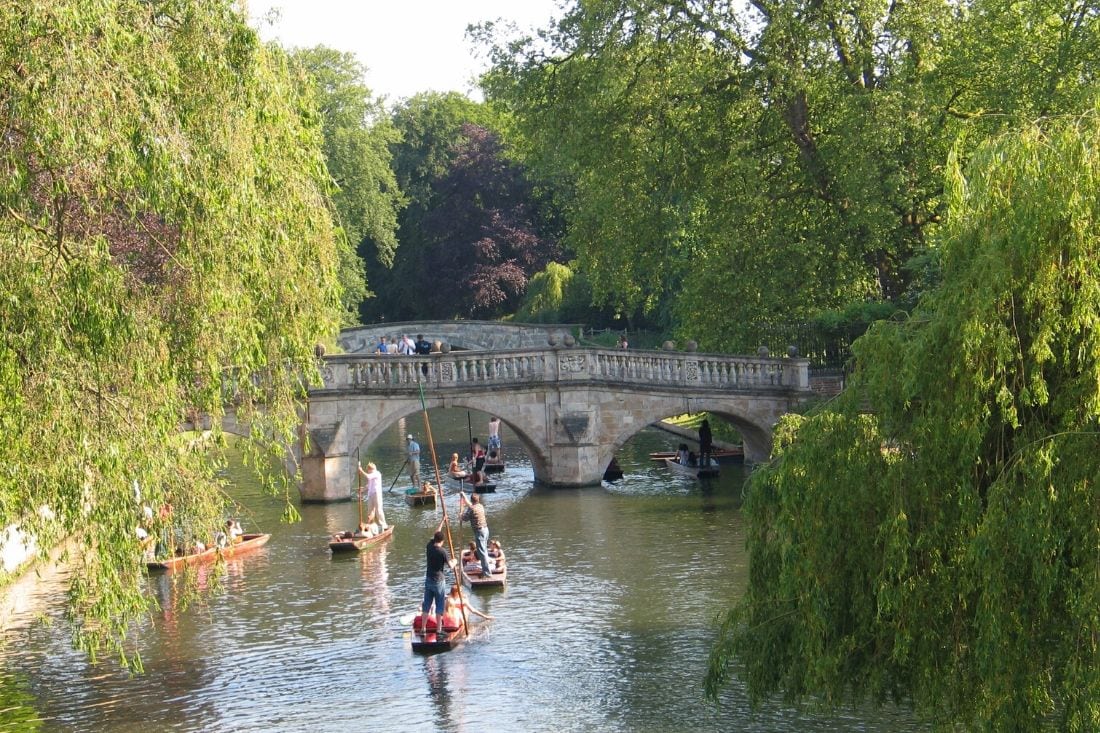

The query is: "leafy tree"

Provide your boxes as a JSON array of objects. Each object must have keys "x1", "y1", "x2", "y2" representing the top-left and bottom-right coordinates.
[
  {"x1": 477, "y1": 0, "x2": 1100, "y2": 351},
  {"x1": 0, "y1": 0, "x2": 341, "y2": 665},
  {"x1": 289, "y1": 46, "x2": 404, "y2": 324},
  {"x1": 367, "y1": 94, "x2": 562, "y2": 320},
  {"x1": 706, "y1": 111, "x2": 1100, "y2": 731}
]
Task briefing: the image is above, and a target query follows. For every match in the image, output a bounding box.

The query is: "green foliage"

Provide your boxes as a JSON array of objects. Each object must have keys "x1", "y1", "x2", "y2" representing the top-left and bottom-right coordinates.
[
  {"x1": 288, "y1": 46, "x2": 404, "y2": 325},
  {"x1": 478, "y1": 0, "x2": 1100, "y2": 353},
  {"x1": 707, "y1": 111, "x2": 1100, "y2": 731},
  {"x1": 0, "y1": 0, "x2": 341, "y2": 666}
]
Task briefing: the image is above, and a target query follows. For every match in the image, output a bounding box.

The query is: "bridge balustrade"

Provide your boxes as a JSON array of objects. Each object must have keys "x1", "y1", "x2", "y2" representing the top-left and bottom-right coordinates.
[{"x1": 315, "y1": 348, "x2": 808, "y2": 393}]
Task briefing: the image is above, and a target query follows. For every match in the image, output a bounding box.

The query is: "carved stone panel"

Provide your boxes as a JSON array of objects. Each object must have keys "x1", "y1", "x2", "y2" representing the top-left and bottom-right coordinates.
[
  {"x1": 685, "y1": 360, "x2": 699, "y2": 381},
  {"x1": 558, "y1": 353, "x2": 587, "y2": 374},
  {"x1": 552, "y1": 407, "x2": 594, "y2": 445}
]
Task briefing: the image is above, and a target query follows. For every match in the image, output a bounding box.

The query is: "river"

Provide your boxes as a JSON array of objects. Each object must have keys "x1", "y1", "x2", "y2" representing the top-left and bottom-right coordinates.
[{"x1": 0, "y1": 409, "x2": 926, "y2": 732}]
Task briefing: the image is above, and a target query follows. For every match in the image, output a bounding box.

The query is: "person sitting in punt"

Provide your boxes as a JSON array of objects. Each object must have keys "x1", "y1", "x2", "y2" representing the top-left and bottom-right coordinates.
[
  {"x1": 687, "y1": 451, "x2": 698, "y2": 467},
  {"x1": 441, "y1": 584, "x2": 465, "y2": 631},
  {"x1": 488, "y1": 540, "x2": 505, "y2": 573},
  {"x1": 675, "y1": 443, "x2": 690, "y2": 464},
  {"x1": 228, "y1": 519, "x2": 244, "y2": 543}
]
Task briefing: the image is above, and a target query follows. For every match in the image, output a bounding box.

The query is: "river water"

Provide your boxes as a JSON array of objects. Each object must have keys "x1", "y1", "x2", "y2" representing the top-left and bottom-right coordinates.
[{"x1": 0, "y1": 409, "x2": 926, "y2": 732}]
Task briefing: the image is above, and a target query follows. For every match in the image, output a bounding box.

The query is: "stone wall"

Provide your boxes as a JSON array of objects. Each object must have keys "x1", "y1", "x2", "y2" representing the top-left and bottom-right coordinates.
[{"x1": 336, "y1": 320, "x2": 583, "y2": 353}]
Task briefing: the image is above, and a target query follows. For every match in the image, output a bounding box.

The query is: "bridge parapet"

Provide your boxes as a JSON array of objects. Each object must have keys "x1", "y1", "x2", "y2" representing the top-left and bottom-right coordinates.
[{"x1": 313, "y1": 348, "x2": 810, "y2": 394}]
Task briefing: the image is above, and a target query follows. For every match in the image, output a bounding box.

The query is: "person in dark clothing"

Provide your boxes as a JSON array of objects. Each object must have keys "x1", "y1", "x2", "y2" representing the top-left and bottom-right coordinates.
[
  {"x1": 698, "y1": 419, "x2": 713, "y2": 468},
  {"x1": 422, "y1": 522, "x2": 456, "y2": 634},
  {"x1": 414, "y1": 334, "x2": 432, "y2": 355}
]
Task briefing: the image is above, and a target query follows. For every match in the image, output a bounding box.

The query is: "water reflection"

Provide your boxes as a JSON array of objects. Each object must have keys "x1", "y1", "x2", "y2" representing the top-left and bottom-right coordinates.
[{"x1": 0, "y1": 410, "x2": 928, "y2": 732}]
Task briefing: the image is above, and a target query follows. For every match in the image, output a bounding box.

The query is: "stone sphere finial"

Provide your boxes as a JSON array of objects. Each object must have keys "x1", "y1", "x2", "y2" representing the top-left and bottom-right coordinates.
[
  {"x1": 663, "y1": 340, "x2": 676, "y2": 351},
  {"x1": 563, "y1": 333, "x2": 576, "y2": 347},
  {"x1": 757, "y1": 346, "x2": 770, "y2": 358},
  {"x1": 787, "y1": 344, "x2": 799, "y2": 358},
  {"x1": 684, "y1": 340, "x2": 698, "y2": 352},
  {"x1": 548, "y1": 333, "x2": 560, "y2": 347},
  {"x1": 441, "y1": 342, "x2": 451, "y2": 354}
]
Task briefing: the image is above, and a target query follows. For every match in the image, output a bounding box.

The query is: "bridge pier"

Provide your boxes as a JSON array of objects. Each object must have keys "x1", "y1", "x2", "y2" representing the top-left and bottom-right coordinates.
[{"x1": 299, "y1": 419, "x2": 353, "y2": 502}]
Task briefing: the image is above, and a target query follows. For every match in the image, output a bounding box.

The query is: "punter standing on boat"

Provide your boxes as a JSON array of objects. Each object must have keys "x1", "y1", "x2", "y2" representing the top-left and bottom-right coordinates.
[
  {"x1": 406, "y1": 434, "x2": 421, "y2": 487},
  {"x1": 459, "y1": 492, "x2": 493, "y2": 577},
  {"x1": 423, "y1": 523, "x2": 456, "y2": 633},
  {"x1": 357, "y1": 461, "x2": 388, "y2": 530},
  {"x1": 698, "y1": 419, "x2": 713, "y2": 467}
]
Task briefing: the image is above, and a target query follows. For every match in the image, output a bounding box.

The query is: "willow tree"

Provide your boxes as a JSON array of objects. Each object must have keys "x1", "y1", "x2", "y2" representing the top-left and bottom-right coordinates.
[
  {"x1": 0, "y1": 0, "x2": 341, "y2": 665},
  {"x1": 706, "y1": 111, "x2": 1100, "y2": 731}
]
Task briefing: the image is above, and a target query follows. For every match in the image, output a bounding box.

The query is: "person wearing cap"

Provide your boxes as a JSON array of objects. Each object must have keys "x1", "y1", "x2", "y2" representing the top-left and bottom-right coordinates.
[
  {"x1": 406, "y1": 434, "x2": 421, "y2": 487},
  {"x1": 357, "y1": 461, "x2": 387, "y2": 530}
]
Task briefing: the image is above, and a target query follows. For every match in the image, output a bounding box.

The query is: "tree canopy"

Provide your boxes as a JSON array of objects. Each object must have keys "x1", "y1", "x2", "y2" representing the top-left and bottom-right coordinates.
[
  {"x1": 0, "y1": 0, "x2": 341, "y2": 665},
  {"x1": 289, "y1": 46, "x2": 404, "y2": 324},
  {"x1": 706, "y1": 109, "x2": 1100, "y2": 731},
  {"x1": 363, "y1": 93, "x2": 562, "y2": 321},
  {"x1": 477, "y1": 0, "x2": 1100, "y2": 349}
]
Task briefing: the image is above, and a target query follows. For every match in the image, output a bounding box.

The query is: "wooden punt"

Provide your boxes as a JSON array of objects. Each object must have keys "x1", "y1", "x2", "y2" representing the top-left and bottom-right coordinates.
[
  {"x1": 146, "y1": 533, "x2": 270, "y2": 572},
  {"x1": 649, "y1": 447, "x2": 743, "y2": 464},
  {"x1": 460, "y1": 550, "x2": 507, "y2": 589},
  {"x1": 661, "y1": 456, "x2": 720, "y2": 479},
  {"x1": 410, "y1": 625, "x2": 465, "y2": 654},
  {"x1": 328, "y1": 525, "x2": 394, "y2": 553},
  {"x1": 404, "y1": 488, "x2": 437, "y2": 507},
  {"x1": 483, "y1": 459, "x2": 505, "y2": 474},
  {"x1": 448, "y1": 474, "x2": 496, "y2": 493}
]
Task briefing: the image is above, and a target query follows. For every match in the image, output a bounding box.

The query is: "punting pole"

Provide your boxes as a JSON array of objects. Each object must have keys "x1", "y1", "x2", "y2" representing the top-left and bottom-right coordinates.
[
  {"x1": 418, "y1": 375, "x2": 469, "y2": 637},
  {"x1": 356, "y1": 447, "x2": 364, "y2": 527},
  {"x1": 386, "y1": 458, "x2": 409, "y2": 493}
]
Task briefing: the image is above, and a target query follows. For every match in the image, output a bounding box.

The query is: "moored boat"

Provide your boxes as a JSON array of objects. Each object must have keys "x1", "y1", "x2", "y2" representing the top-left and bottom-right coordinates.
[
  {"x1": 661, "y1": 456, "x2": 720, "y2": 479},
  {"x1": 447, "y1": 474, "x2": 496, "y2": 493},
  {"x1": 146, "y1": 533, "x2": 270, "y2": 572},
  {"x1": 649, "y1": 447, "x2": 743, "y2": 464},
  {"x1": 329, "y1": 525, "x2": 394, "y2": 552}
]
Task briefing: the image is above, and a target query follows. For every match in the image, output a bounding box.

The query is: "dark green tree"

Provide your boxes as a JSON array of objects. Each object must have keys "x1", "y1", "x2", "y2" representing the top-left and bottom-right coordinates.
[
  {"x1": 477, "y1": 0, "x2": 1100, "y2": 351},
  {"x1": 289, "y1": 46, "x2": 404, "y2": 324}
]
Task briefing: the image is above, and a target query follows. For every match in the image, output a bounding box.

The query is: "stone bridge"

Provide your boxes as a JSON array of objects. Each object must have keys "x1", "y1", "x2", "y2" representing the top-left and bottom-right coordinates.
[
  {"x1": 336, "y1": 320, "x2": 584, "y2": 353},
  {"x1": 300, "y1": 345, "x2": 811, "y2": 501}
]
